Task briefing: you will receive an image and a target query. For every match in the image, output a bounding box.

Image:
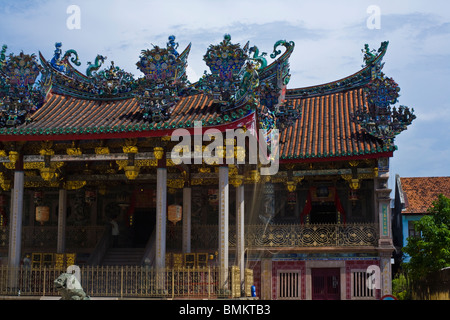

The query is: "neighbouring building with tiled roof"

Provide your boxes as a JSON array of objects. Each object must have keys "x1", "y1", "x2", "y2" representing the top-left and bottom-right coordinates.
[
  {"x1": 393, "y1": 176, "x2": 450, "y2": 266},
  {"x1": 0, "y1": 35, "x2": 415, "y2": 299}
]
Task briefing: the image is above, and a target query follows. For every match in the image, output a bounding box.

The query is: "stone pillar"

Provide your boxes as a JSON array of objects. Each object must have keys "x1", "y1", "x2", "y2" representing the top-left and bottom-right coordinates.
[
  {"x1": 8, "y1": 168, "x2": 24, "y2": 292},
  {"x1": 8, "y1": 170, "x2": 24, "y2": 268},
  {"x1": 376, "y1": 174, "x2": 392, "y2": 246},
  {"x1": 182, "y1": 187, "x2": 191, "y2": 253},
  {"x1": 57, "y1": 189, "x2": 67, "y2": 254},
  {"x1": 156, "y1": 167, "x2": 167, "y2": 269},
  {"x1": 375, "y1": 157, "x2": 393, "y2": 296},
  {"x1": 260, "y1": 259, "x2": 272, "y2": 300},
  {"x1": 380, "y1": 251, "x2": 392, "y2": 297},
  {"x1": 236, "y1": 182, "x2": 245, "y2": 295},
  {"x1": 218, "y1": 166, "x2": 229, "y2": 290}
]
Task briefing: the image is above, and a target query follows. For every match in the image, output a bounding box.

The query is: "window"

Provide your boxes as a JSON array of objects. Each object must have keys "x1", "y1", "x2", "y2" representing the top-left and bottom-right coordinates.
[
  {"x1": 277, "y1": 271, "x2": 301, "y2": 299},
  {"x1": 351, "y1": 271, "x2": 375, "y2": 299},
  {"x1": 408, "y1": 221, "x2": 420, "y2": 238}
]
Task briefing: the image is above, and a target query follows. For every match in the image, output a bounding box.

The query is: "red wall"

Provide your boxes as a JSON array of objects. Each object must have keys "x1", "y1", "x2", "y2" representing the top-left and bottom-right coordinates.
[{"x1": 249, "y1": 259, "x2": 381, "y2": 300}]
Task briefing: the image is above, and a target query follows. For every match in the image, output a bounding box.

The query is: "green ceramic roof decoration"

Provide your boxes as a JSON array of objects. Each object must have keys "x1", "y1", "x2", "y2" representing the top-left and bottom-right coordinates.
[
  {"x1": 0, "y1": 48, "x2": 44, "y2": 127},
  {"x1": 352, "y1": 42, "x2": 416, "y2": 148},
  {"x1": 135, "y1": 35, "x2": 191, "y2": 123}
]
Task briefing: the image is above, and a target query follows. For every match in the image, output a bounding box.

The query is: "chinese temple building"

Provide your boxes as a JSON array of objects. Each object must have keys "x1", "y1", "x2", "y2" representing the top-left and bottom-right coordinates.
[{"x1": 0, "y1": 35, "x2": 415, "y2": 299}]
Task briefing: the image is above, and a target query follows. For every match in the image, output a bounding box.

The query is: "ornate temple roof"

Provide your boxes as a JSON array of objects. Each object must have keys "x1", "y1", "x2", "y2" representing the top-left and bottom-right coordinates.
[{"x1": 0, "y1": 36, "x2": 415, "y2": 162}]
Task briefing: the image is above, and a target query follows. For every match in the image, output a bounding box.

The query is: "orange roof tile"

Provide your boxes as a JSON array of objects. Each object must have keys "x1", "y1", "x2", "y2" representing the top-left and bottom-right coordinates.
[
  {"x1": 399, "y1": 177, "x2": 450, "y2": 214},
  {"x1": 281, "y1": 87, "x2": 387, "y2": 160},
  {"x1": 0, "y1": 87, "x2": 390, "y2": 161}
]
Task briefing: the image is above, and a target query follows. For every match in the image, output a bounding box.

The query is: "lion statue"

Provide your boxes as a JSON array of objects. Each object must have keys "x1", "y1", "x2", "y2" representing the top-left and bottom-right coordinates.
[{"x1": 54, "y1": 273, "x2": 90, "y2": 300}]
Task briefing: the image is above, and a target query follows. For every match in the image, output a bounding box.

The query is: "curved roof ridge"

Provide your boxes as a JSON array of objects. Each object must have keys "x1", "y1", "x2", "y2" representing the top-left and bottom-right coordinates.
[{"x1": 286, "y1": 41, "x2": 388, "y2": 98}]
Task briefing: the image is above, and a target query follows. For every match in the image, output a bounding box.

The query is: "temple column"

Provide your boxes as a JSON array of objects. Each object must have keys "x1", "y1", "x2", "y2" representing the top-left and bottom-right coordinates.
[
  {"x1": 375, "y1": 157, "x2": 393, "y2": 296},
  {"x1": 8, "y1": 169, "x2": 24, "y2": 269},
  {"x1": 218, "y1": 165, "x2": 229, "y2": 290},
  {"x1": 236, "y1": 180, "x2": 245, "y2": 296},
  {"x1": 182, "y1": 186, "x2": 191, "y2": 253},
  {"x1": 156, "y1": 167, "x2": 167, "y2": 269},
  {"x1": 379, "y1": 251, "x2": 392, "y2": 297},
  {"x1": 57, "y1": 189, "x2": 67, "y2": 254},
  {"x1": 8, "y1": 164, "x2": 24, "y2": 292}
]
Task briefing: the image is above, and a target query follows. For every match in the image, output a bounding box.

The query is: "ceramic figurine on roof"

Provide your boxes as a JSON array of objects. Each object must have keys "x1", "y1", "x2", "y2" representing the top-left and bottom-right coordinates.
[
  {"x1": 198, "y1": 34, "x2": 249, "y2": 106},
  {"x1": 249, "y1": 45, "x2": 267, "y2": 70},
  {"x1": 90, "y1": 61, "x2": 135, "y2": 96},
  {"x1": 135, "y1": 35, "x2": 191, "y2": 122},
  {"x1": 49, "y1": 42, "x2": 81, "y2": 75},
  {"x1": 352, "y1": 42, "x2": 415, "y2": 148},
  {"x1": 167, "y1": 35, "x2": 179, "y2": 57},
  {"x1": 258, "y1": 40, "x2": 298, "y2": 130},
  {"x1": 40, "y1": 42, "x2": 136, "y2": 100},
  {"x1": 198, "y1": 35, "x2": 300, "y2": 131},
  {"x1": 0, "y1": 45, "x2": 7, "y2": 68},
  {"x1": 86, "y1": 54, "x2": 106, "y2": 77},
  {"x1": 362, "y1": 41, "x2": 388, "y2": 67},
  {"x1": 0, "y1": 48, "x2": 44, "y2": 127}
]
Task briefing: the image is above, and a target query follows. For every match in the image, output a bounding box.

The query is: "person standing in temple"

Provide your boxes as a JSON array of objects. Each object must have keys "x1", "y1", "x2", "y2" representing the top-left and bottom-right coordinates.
[{"x1": 110, "y1": 216, "x2": 119, "y2": 248}]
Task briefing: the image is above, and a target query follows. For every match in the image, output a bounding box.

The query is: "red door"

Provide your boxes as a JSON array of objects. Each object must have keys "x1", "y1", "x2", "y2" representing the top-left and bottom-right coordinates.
[{"x1": 312, "y1": 268, "x2": 340, "y2": 300}]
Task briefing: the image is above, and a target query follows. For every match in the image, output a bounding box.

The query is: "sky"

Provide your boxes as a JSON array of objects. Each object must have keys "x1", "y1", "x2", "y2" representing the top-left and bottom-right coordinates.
[{"x1": 0, "y1": 0, "x2": 449, "y2": 190}]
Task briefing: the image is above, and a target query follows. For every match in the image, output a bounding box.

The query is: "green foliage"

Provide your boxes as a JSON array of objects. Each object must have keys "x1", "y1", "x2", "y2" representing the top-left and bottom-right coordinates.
[
  {"x1": 403, "y1": 194, "x2": 450, "y2": 280},
  {"x1": 392, "y1": 273, "x2": 411, "y2": 300}
]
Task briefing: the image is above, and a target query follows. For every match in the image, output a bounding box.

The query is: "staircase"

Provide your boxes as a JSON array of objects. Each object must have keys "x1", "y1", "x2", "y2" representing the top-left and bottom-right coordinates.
[{"x1": 101, "y1": 247, "x2": 145, "y2": 266}]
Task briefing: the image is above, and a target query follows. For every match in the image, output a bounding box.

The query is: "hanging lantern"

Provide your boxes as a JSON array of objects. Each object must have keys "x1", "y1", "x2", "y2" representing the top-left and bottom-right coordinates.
[
  {"x1": 35, "y1": 206, "x2": 50, "y2": 225},
  {"x1": 168, "y1": 204, "x2": 182, "y2": 225},
  {"x1": 287, "y1": 192, "x2": 297, "y2": 205},
  {"x1": 85, "y1": 189, "x2": 97, "y2": 205},
  {"x1": 33, "y1": 191, "x2": 44, "y2": 205},
  {"x1": 349, "y1": 189, "x2": 359, "y2": 201}
]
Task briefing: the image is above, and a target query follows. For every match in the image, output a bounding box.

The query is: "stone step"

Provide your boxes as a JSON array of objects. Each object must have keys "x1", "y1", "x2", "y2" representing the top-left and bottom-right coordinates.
[{"x1": 101, "y1": 248, "x2": 145, "y2": 266}]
